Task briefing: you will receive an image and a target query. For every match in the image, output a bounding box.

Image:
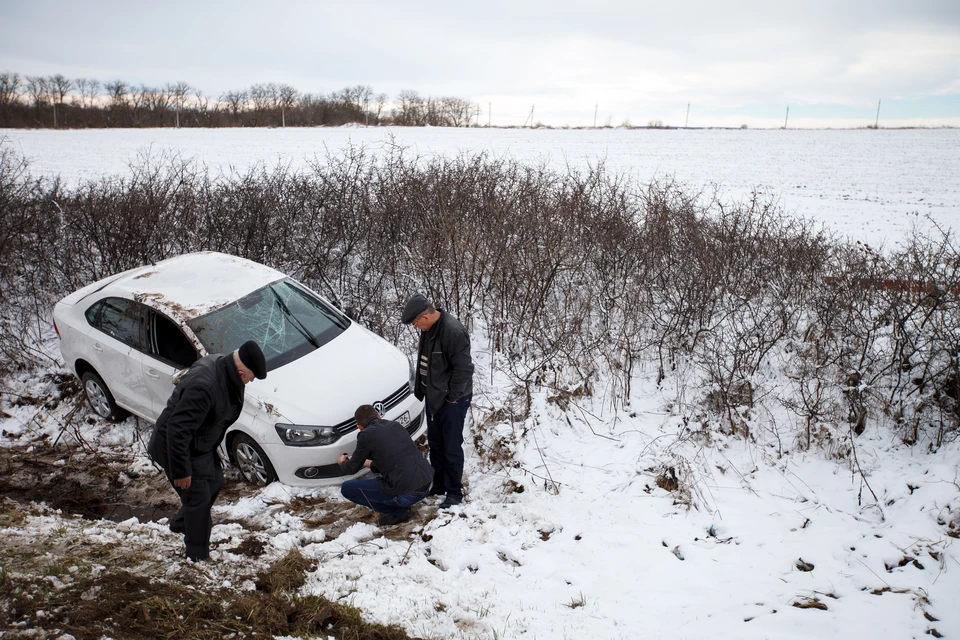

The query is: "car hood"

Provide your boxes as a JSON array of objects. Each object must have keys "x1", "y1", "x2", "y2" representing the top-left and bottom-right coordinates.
[{"x1": 246, "y1": 323, "x2": 411, "y2": 427}]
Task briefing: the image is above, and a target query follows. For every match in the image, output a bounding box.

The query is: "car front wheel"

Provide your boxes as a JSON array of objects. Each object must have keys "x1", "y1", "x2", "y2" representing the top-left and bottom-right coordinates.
[
  {"x1": 81, "y1": 371, "x2": 128, "y2": 421},
  {"x1": 231, "y1": 433, "x2": 277, "y2": 486}
]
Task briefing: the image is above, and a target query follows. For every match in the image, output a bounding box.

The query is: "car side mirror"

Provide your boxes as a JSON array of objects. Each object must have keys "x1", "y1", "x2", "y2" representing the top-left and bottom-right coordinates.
[{"x1": 345, "y1": 306, "x2": 361, "y2": 322}]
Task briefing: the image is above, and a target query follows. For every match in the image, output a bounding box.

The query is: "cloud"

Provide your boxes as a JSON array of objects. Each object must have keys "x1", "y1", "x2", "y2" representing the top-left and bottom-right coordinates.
[{"x1": 0, "y1": 0, "x2": 957, "y2": 126}]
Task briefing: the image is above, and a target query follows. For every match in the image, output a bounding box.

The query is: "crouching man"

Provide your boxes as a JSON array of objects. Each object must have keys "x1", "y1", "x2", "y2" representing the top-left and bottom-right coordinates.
[
  {"x1": 338, "y1": 404, "x2": 433, "y2": 526},
  {"x1": 149, "y1": 341, "x2": 267, "y2": 561}
]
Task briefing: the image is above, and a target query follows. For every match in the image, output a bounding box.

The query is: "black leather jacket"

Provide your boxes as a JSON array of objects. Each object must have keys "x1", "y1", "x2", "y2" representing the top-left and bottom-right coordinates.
[
  {"x1": 414, "y1": 310, "x2": 474, "y2": 415},
  {"x1": 339, "y1": 418, "x2": 434, "y2": 495},
  {"x1": 149, "y1": 354, "x2": 244, "y2": 480}
]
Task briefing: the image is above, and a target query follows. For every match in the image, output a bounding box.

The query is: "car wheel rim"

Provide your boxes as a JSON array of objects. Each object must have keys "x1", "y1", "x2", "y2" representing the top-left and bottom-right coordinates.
[
  {"x1": 84, "y1": 380, "x2": 112, "y2": 418},
  {"x1": 235, "y1": 442, "x2": 268, "y2": 484}
]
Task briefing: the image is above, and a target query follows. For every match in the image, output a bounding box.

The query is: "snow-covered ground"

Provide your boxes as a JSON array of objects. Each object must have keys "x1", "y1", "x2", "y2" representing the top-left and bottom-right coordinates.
[
  {"x1": 3, "y1": 357, "x2": 958, "y2": 639},
  {"x1": 1, "y1": 128, "x2": 959, "y2": 639},
  {"x1": 275, "y1": 359, "x2": 960, "y2": 640},
  {"x1": 2, "y1": 127, "x2": 958, "y2": 248}
]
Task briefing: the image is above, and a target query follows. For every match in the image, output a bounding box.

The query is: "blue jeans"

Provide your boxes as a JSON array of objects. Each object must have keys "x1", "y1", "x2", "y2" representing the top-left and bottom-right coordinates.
[
  {"x1": 340, "y1": 478, "x2": 430, "y2": 516},
  {"x1": 427, "y1": 394, "x2": 471, "y2": 500}
]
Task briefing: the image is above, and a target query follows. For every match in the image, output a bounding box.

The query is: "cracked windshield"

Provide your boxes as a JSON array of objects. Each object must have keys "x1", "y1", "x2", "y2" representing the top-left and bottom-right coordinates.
[{"x1": 187, "y1": 279, "x2": 349, "y2": 370}]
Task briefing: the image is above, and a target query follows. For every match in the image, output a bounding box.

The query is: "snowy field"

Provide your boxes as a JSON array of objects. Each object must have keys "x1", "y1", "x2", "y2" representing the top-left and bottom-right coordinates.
[
  {"x1": 1, "y1": 127, "x2": 959, "y2": 640},
  {"x1": 2, "y1": 126, "x2": 959, "y2": 247}
]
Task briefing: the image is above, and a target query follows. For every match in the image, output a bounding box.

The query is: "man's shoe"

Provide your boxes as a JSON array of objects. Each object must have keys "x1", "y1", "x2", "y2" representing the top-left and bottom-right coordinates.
[
  {"x1": 438, "y1": 495, "x2": 462, "y2": 510},
  {"x1": 169, "y1": 522, "x2": 185, "y2": 535},
  {"x1": 377, "y1": 509, "x2": 412, "y2": 527},
  {"x1": 428, "y1": 486, "x2": 445, "y2": 497}
]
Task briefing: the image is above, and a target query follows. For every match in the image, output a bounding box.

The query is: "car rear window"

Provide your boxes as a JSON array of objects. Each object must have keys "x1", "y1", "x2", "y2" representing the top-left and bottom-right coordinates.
[{"x1": 186, "y1": 279, "x2": 349, "y2": 370}]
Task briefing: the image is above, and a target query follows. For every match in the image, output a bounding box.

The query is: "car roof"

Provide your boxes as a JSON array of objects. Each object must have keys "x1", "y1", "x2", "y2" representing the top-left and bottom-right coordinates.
[{"x1": 103, "y1": 252, "x2": 285, "y2": 320}]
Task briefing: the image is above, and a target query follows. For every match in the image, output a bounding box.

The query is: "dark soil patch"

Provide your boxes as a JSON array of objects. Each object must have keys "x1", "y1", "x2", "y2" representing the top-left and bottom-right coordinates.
[
  {"x1": 656, "y1": 466, "x2": 679, "y2": 492},
  {"x1": 233, "y1": 536, "x2": 267, "y2": 557},
  {"x1": 0, "y1": 553, "x2": 419, "y2": 640},
  {"x1": 0, "y1": 445, "x2": 177, "y2": 523}
]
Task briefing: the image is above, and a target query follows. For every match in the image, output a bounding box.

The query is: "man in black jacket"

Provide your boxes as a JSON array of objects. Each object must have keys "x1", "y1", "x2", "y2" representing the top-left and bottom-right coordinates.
[
  {"x1": 338, "y1": 404, "x2": 434, "y2": 526},
  {"x1": 148, "y1": 340, "x2": 266, "y2": 561},
  {"x1": 401, "y1": 294, "x2": 473, "y2": 509}
]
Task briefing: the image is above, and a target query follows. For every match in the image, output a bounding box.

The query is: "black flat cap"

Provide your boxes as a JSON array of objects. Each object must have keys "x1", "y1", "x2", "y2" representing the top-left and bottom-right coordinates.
[
  {"x1": 401, "y1": 294, "x2": 431, "y2": 324},
  {"x1": 238, "y1": 340, "x2": 267, "y2": 379}
]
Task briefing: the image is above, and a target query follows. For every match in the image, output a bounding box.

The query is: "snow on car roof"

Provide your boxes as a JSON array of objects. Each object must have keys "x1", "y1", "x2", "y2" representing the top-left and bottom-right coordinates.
[{"x1": 110, "y1": 252, "x2": 285, "y2": 319}]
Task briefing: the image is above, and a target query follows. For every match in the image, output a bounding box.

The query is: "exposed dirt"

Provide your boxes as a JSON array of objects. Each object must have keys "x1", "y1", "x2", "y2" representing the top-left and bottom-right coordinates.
[
  {"x1": 0, "y1": 442, "x2": 427, "y2": 639},
  {"x1": 0, "y1": 363, "x2": 441, "y2": 640},
  {"x1": 0, "y1": 444, "x2": 178, "y2": 523},
  {"x1": 0, "y1": 540, "x2": 417, "y2": 640}
]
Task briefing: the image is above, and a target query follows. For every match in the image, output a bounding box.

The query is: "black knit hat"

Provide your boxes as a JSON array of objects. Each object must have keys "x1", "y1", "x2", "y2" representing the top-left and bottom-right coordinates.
[
  {"x1": 238, "y1": 340, "x2": 267, "y2": 379},
  {"x1": 401, "y1": 294, "x2": 431, "y2": 324}
]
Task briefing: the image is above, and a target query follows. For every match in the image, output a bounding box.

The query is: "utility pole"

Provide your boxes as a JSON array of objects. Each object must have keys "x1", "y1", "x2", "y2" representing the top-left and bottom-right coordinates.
[
  {"x1": 531, "y1": 104, "x2": 535, "y2": 128},
  {"x1": 875, "y1": 99, "x2": 881, "y2": 129},
  {"x1": 784, "y1": 105, "x2": 789, "y2": 129},
  {"x1": 53, "y1": 102, "x2": 57, "y2": 128},
  {"x1": 594, "y1": 103, "x2": 598, "y2": 128},
  {"x1": 282, "y1": 106, "x2": 286, "y2": 128},
  {"x1": 488, "y1": 101, "x2": 491, "y2": 127},
  {"x1": 685, "y1": 102, "x2": 690, "y2": 128}
]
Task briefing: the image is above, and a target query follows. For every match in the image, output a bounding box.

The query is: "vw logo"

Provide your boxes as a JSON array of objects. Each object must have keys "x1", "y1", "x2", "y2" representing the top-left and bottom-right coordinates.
[{"x1": 373, "y1": 401, "x2": 385, "y2": 415}]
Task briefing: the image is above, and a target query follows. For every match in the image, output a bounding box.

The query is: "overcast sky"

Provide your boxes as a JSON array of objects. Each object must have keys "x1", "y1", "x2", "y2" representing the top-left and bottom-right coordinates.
[{"x1": 2, "y1": 0, "x2": 958, "y2": 128}]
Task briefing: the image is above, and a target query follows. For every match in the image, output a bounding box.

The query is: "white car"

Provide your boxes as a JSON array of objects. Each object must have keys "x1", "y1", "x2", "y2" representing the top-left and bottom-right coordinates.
[{"x1": 52, "y1": 251, "x2": 425, "y2": 486}]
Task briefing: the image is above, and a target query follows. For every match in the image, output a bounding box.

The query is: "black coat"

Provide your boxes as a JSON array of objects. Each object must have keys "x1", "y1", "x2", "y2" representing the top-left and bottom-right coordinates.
[
  {"x1": 339, "y1": 418, "x2": 433, "y2": 496},
  {"x1": 414, "y1": 310, "x2": 473, "y2": 415},
  {"x1": 149, "y1": 354, "x2": 244, "y2": 480}
]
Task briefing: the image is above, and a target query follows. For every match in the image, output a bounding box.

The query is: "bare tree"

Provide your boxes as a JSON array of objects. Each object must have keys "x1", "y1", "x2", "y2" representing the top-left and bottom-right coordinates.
[
  {"x1": 0, "y1": 72, "x2": 22, "y2": 115},
  {"x1": 48, "y1": 74, "x2": 73, "y2": 105},
  {"x1": 194, "y1": 88, "x2": 213, "y2": 123},
  {"x1": 339, "y1": 84, "x2": 373, "y2": 121},
  {"x1": 25, "y1": 75, "x2": 50, "y2": 109},
  {"x1": 104, "y1": 79, "x2": 129, "y2": 108},
  {"x1": 248, "y1": 83, "x2": 274, "y2": 124},
  {"x1": 129, "y1": 84, "x2": 159, "y2": 126},
  {"x1": 374, "y1": 92, "x2": 388, "y2": 124},
  {"x1": 329, "y1": 85, "x2": 369, "y2": 123},
  {"x1": 75, "y1": 77, "x2": 100, "y2": 108},
  {"x1": 439, "y1": 96, "x2": 474, "y2": 127},
  {"x1": 0, "y1": 70, "x2": 476, "y2": 129},
  {"x1": 220, "y1": 89, "x2": 247, "y2": 121},
  {"x1": 167, "y1": 81, "x2": 191, "y2": 127},
  {"x1": 277, "y1": 83, "x2": 298, "y2": 126},
  {"x1": 394, "y1": 89, "x2": 425, "y2": 126}
]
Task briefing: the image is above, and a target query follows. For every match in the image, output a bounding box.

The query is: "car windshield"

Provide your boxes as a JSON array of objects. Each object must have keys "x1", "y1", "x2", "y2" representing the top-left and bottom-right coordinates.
[{"x1": 186, "y1": 279, "x2": 350, "y2": 370}]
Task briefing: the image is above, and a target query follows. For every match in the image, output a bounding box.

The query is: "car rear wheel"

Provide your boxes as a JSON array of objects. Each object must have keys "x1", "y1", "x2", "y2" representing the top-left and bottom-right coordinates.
[
  {"x1": 81, "y1": 371, "x2": 128, "y2": 421},
  {"x1": 231, "y1": 433, "x2": 277, "y2": 486}
]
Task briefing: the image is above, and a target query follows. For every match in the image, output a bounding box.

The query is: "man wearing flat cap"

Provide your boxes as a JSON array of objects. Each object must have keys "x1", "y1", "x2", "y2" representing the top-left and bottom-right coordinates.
[
  {"x1": 401, "y1": 294, "x2": 473, "y2": 509},
  {"x1": 148, "y1": 340, "x2": 266, "y2": 561}
]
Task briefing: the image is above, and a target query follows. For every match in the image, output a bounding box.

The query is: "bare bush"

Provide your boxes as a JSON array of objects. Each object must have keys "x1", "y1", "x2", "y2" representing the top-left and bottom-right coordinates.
[{"x1": 1, "y1": 140, "x2": 957, "y2": 451}]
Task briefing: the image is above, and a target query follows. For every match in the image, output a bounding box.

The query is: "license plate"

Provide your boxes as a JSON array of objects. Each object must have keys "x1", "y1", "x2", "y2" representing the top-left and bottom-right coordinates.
[{"x1": 396, "y1": 411, "x2": 410, "y2": 426}]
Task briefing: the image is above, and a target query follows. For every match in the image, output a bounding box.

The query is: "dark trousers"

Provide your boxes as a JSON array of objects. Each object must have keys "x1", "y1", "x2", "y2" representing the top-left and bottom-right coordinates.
[
  {"x1": 427, "y1": 394, "x2": 471, "y2": 500},
  {"x1": 341, "y1": 478, "x2": 430, "y2": 516},
  {"x1": 168, "y1": 451, "x2": 223, "y2": 561}
]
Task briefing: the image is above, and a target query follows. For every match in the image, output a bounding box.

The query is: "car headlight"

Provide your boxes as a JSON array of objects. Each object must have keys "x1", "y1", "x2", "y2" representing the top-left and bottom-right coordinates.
[{"x1": 275, "y1": 424, "x2": 340, "y2": 447}]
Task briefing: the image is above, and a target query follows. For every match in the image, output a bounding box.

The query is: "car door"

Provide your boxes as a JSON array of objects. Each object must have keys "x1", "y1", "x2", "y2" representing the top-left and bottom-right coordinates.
[
  {"x1": 141, "y1": 309, "x2": 200, "y2": 417},
  {"x1": 87, "y1": 296, "x2": 153, "y2": 417}
]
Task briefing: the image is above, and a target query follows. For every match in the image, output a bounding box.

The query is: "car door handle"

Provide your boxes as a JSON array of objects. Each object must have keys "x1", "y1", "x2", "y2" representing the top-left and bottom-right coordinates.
[
  {"x1": 92, "y1": 343, "x2": 103, "y2": 352},
  {"x1": 145, "y1": 369, "x2": 160, "y2": 379}
]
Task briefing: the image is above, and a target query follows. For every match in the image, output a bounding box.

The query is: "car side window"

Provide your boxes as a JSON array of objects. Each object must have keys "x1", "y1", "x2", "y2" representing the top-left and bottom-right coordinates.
[
  {"x1": 149, "y1": 311, "x2": 199, "y2": 369},
  {"x1": 84, "y1": 300, "x2": 104, "y2": 327},
  {"x1": 97, "y1": 297, "x2": 144, "y2": 349}
]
